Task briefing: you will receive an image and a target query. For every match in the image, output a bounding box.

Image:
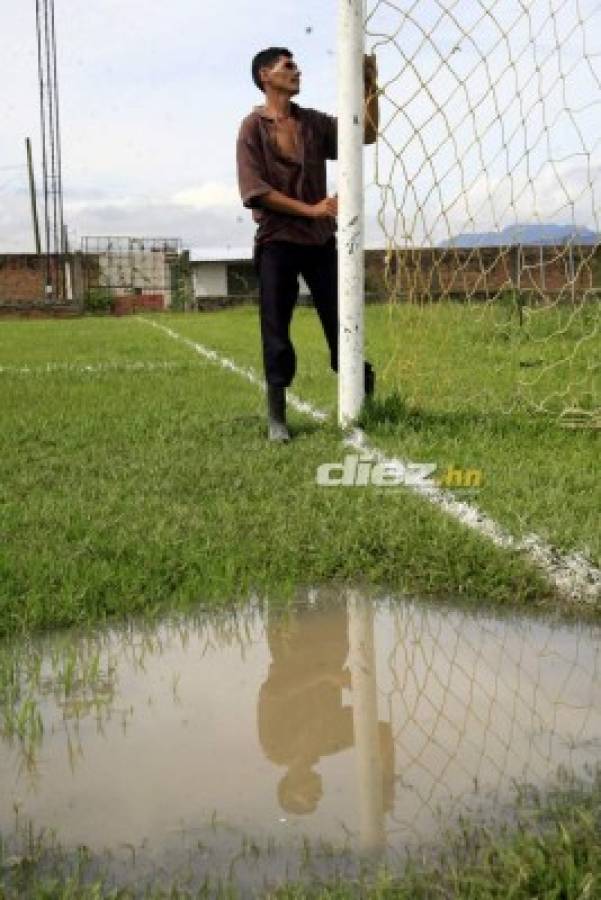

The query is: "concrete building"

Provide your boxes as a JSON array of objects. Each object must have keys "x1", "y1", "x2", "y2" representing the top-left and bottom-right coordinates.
[
  {"x1": 190, "y1": 247, "x2": 310, "y2": 301},
  {"x1": 81, "y1": 237, "x2": 182, "y2": 309}
]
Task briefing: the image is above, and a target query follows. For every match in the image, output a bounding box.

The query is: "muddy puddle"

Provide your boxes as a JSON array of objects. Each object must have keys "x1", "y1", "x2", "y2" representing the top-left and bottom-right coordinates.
[{"x1": 1, "y1": 591, "x2": 600, "y2": 894}]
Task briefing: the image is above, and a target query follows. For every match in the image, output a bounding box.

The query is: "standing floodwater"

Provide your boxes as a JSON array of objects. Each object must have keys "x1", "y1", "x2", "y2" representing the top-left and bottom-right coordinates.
[{"x1": 1, "y1": 592, "x2": 600, "y2": 893}]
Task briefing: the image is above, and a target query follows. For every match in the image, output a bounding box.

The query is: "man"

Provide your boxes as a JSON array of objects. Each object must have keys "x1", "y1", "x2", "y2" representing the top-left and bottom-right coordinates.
[{"x1": 236, "y1": 47, "x2": 379, "y2": 442}]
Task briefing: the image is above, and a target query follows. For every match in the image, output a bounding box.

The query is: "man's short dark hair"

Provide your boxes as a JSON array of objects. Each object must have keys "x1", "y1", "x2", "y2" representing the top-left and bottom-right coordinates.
[{"x1": 252, "y1": 47, "x2": 293, "y2": 93}]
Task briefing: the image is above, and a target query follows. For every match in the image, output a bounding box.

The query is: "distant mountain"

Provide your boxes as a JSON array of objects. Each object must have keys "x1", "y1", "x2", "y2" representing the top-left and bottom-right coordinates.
[{"x1": 440, "y1": 223, "x2": 600, "y2": 248}]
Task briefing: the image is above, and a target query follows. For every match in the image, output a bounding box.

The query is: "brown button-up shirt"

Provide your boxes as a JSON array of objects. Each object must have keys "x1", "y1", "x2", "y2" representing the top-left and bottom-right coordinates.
[{"x1": 236, "y1": 102, "x2": 338, "y2": 247}]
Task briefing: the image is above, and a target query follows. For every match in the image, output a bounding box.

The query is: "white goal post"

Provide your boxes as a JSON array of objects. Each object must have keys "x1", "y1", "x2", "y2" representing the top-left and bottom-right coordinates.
[{"x1": 337, "y1": 0, "x2": 366, "y2": 428}]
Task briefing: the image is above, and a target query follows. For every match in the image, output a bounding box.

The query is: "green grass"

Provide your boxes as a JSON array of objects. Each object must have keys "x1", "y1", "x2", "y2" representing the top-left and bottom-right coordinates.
[
  {"x1": 173, "y1": 304, "x2": 600, "y2": 569},
  {"x1": 1, "y1": 310, "x2": 599, "y2": 898},
  {"x1": 183, "y1": 300, "x2": 600, "y2": 415},
  {"x1": 0, "y1": 306, "x2": 599, "y2": 638},
  {"x1": 0, "y1": 316, "x2": 550, "y2": 638}
]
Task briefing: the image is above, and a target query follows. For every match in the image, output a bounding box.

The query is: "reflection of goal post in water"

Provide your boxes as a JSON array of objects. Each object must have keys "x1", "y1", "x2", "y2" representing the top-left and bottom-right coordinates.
[
  {"x1": 338, "y1": 0, "x2": 601, "y2": 423},
  {"x1": 354, "y1": 594, "x2": 601, "y2": 856}
]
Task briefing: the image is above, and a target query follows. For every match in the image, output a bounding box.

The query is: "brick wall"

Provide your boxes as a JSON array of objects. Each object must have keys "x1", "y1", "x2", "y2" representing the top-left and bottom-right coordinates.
[
  {"x1": 0, "y1": 254, "x2": 89, "y2": 308},
  {"x1": 0, "y1": 255, "x2": 47, "y2": 302},
  {"x1": 1, "y1": 245, "x2": 599, "y2": 313},
  {"x1": 376, "y1": 244, "x2": 599, "y2": 300},
  {"x1": 112, "y1": 293, "x2": 165, "y2": 316}
]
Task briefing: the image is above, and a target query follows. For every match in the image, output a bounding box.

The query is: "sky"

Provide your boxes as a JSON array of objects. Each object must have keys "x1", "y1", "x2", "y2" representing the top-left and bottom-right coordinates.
[
  {"x1": 2, "y1": 0, "x2": 344, "y2": 253},
  {"x1": 2, "y1": 0, "x2": 600, "y2": 254}
]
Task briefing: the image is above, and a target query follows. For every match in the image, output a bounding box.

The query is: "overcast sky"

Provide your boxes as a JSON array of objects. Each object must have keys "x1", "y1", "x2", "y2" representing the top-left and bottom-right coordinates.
[
  {"x1": 2, "y1": 1, "x2": 600, "y2": 253},
  {"x1": 2, "y1": 0, "x2": 345, "y2": 253}
]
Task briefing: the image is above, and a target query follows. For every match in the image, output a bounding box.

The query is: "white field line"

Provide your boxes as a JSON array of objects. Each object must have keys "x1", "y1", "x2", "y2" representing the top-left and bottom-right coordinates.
[
  {"x1": 0, "y1": 360, "x2": 193, "y2": 376},
  {"x1": 141, "y1": 317, "x2": 601, "y2": 605},
  {"x1": 344, "y1": 429, "x2": 601, "y2": 604},
  {"x1": 140, "y1": 318, "x2": 328, "y2": 421}
]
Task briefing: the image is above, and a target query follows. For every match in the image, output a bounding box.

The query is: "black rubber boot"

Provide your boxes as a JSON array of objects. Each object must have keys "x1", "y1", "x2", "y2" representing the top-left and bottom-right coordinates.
[
  {"x1": 364, "y1": 361, "x2": 375, "y2": 397},
  {"x1": 267, "y1": 385, "x2": 290, "y2": 443}
]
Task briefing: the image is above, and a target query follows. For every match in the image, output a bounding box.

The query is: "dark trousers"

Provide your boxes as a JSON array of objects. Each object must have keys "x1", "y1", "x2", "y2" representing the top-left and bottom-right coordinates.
[{"x1": 254, "y1": 237, "x2": 338, "y2": 388}]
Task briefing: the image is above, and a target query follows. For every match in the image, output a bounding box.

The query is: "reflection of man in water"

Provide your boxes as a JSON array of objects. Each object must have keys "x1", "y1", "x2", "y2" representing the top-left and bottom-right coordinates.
[{"x1": 258, "y1": 602, "x2": 394, "y2": 815}]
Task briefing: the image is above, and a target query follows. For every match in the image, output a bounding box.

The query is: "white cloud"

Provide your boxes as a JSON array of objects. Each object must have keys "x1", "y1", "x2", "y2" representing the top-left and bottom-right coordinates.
[
  {"x1": 172, "y1": 183, "x2": 240, "y2": 210},
  {"x1": 64, "y1": 195, "x2": 157, "y2": 214},
  {"x1": 67, "y1": 200, "x2": 255, "y2": 249}
]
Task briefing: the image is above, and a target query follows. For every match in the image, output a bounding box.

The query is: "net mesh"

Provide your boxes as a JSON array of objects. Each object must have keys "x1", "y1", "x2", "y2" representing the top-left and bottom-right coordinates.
[
  {"x1": 378, "y1": 598, "x2": 600, "y2": 846},
  {"x1": 364, "y1": 0, "x2": 601, "y2": 421}
]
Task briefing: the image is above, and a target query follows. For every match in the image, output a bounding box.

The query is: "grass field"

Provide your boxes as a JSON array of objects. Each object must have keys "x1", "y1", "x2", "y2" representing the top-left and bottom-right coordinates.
[
  {"x1": 0, "y1": 306, "x2": 599, "y2": 637},
  {"x1": 189, "y1": 303, "x2": 601, "y2": 567},
  {"x1": 0, "y1": 306, "x2": 600, "y2": 897}
]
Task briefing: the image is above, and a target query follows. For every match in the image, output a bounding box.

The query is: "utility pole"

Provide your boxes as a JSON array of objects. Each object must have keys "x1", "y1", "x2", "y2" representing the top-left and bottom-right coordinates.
[
  {"x1": 35, "y1": 0, "x2": 65, "y2": 300},
  {"x1": 25, "y1": 138, "x2": 42, "y2": 255},
  {"x1": 63, "y1": 224, "x2": 73, "y2": 301}
]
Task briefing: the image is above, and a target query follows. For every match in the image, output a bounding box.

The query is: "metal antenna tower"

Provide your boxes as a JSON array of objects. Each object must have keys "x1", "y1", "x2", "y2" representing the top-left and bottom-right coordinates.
[{"x1": 35, "y1": 0, "x2": 65, "y2": 299}]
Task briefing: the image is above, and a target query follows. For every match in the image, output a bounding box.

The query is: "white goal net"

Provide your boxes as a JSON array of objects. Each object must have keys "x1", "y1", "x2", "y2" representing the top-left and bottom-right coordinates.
[{"x1": 363, "y1": 0, "x2": 601, "y2": 421}]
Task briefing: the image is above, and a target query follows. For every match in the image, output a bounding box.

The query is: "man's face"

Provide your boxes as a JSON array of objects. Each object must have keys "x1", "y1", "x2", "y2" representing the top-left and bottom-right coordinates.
[{"x1": 262, "y1": 55, "x2": 302, "y2": 96}]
